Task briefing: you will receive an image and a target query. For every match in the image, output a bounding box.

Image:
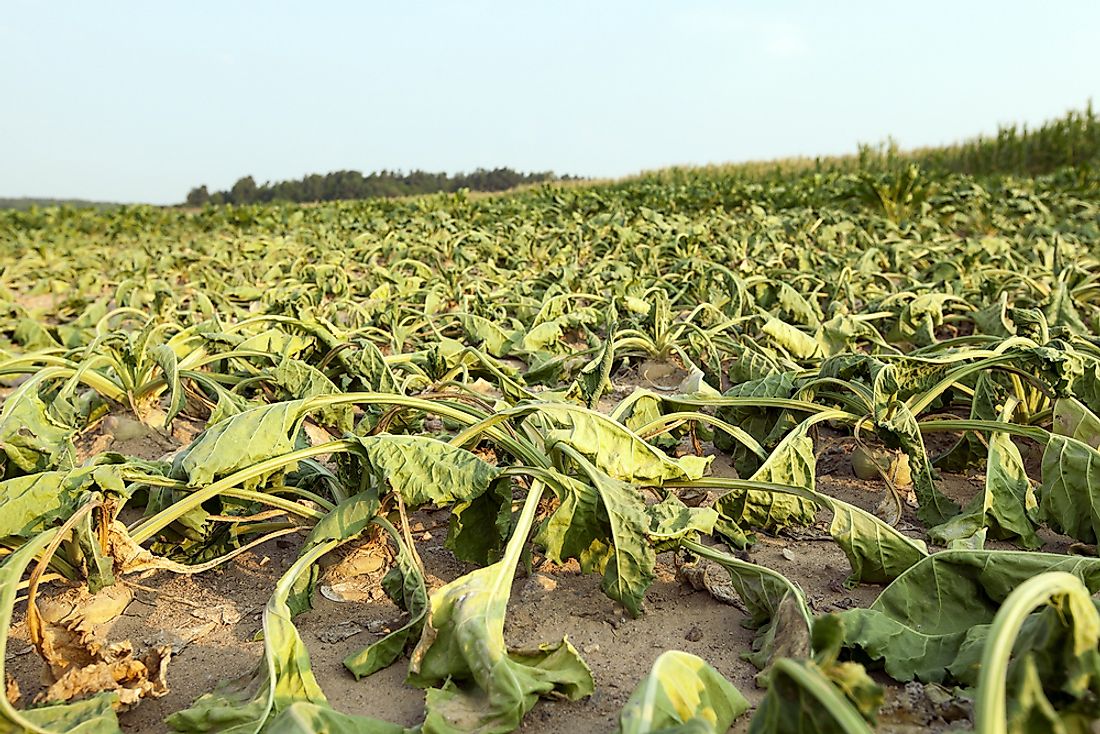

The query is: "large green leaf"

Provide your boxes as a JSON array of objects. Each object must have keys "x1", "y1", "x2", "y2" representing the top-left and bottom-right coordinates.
[
  {"x1": 171, "y1": 400, "x2": 309, "y2": 487},
  {"x1": 1052, "y1": 397, "x2": 1100, "y2": 448},
  {"x1": 350, "y1": 434, "x2": 500, "y2": 507},
  {"x1": 338, "y1": 340, "x2": 400, "y2": 394},
  {"x1": 646, "y1": 495, "x2": 717, "y2": 552},
  {"x1": 930, "y1": 427, "x2": 1041, "y2": 549},
  {"x1": 270, "y1": 358, "x2": 353, "y2": 432},
  {"x1": 775, "y1": 282, "x2": 822, "y2": 328},
  {"x1": 0, "y1": 464, "x2": 127, "y2": 539},
  {"x1": 0, "y1": 385, "x2": 76, "y2": 475},
  {"x1": 748, "y1": 658, "x2": 875, "y2": 734},
  {"x1": 261, "y1": 703, "x2": 406, "y2": 734},
  {"x1": 151, "y1": 343, "x2": 186, "y2": 428},
  {"x1": 714, "y1": 370, "x2": 800, "y2": 478},
  {"x1": 1045, "y1": 278, "x2": 1090, "y2": 335},
  {"x1": 537, "y1": 454, "x2": 657, "y2": 617},
  {"x1": 566, "y1": 318, "x2": 616, "y2": 409},
  {"x1": 536, "y1": 471, "x2": 609, "y2": 574},
  {"x1": 715, "y1": 416, "x2": 818, "y2": 533},
  {"x1": 531, "y1": 402, "x2": 710, "y2": 482},
  {"x1": 1040, "y1": 433, "x2": 1100, "y2": 544},
  {"x1": 457, "y1": 313, "x2": 521, "y2": 358},
  {"x1": 521, "y1": 319, "x2": 564, "y2": 353},
  {"x1": 234, "y1": 328, "x2": 311, "y2": 359},
  {"x1": 0, "y1": 471, "x2": 79, "y2": 539},
  {"x1": 408, "y1": 483, "x2": 593, "y2": 734},
  {"x1": 835, "y1": 550, "x2": 1100, "y2": 683},
  {"x1": 616, "y1": 651, "x2": 749, "y2": 734},
  {"x1": 446, "y1": 477, "x2": 513, "y2": 565},
  {"x1": 761, "y1": 317, "x2": 824, "y2": 360}
]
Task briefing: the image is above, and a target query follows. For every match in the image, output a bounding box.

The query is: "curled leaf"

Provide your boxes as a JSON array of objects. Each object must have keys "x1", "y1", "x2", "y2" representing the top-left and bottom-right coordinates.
[{"x1": 617, "y1": 651, "x2": 749, "y2": 734}]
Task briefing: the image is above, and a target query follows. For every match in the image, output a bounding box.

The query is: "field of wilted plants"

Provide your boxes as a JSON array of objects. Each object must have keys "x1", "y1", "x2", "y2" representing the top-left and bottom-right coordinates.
[{"x1": 3, "y1": 112, "x2": 1100, "y2": 733}]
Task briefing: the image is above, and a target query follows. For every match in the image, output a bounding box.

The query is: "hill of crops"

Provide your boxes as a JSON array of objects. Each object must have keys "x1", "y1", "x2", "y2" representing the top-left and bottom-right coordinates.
[{"x1": 3, "y1": 108, "x2": 1100, "y2": 734}]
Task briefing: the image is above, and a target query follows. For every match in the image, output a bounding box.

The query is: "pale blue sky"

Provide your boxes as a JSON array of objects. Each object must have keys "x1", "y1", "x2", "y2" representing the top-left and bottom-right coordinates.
[{"x1": 3, "y1": 1, "x2": 1098, "y2": 204}]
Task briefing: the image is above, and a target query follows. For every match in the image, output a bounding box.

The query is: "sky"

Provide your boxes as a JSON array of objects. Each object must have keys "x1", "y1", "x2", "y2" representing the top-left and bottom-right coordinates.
[{"x1": 2, "y1": 1, "x2": 1099, "y2": 205}]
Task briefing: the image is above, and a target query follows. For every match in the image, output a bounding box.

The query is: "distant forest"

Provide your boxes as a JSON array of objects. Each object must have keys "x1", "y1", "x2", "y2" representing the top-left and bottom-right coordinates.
[
  {"x1": 0, "y1": 197, "x2": 116, "y2": 210},
  {"x1": 185, "y1": 168, "x2": 572, "y2": 206}
]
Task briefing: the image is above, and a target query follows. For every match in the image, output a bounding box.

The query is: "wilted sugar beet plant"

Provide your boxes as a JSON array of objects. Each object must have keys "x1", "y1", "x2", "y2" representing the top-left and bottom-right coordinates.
[{"x1": 3, "y1": 117, "x2": 1100, "y2": 732}]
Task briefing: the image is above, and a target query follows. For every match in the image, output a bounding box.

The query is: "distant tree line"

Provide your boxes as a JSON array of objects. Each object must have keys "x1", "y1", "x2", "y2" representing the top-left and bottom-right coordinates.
[
  {"x1": 0, "y1": 197, "x2": 117, "y2": 210},
  {"x1": 184, "y1": 168, "x2": 572, "y2": 206}
]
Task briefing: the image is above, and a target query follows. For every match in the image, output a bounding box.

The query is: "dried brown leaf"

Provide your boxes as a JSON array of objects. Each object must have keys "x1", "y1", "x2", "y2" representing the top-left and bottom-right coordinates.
[
  {"x1": 32, "y1": 585, "x2": 133, "y2": 679},
  {"x1": 106, "y1": 520, "x2": 190, "y2": 576},
  {"x1": 27, "y1": 583, "x2": 172, "y2": 710},
  {"x1": 39, "y1": 645, "x2": 171, "y2": 708}
]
